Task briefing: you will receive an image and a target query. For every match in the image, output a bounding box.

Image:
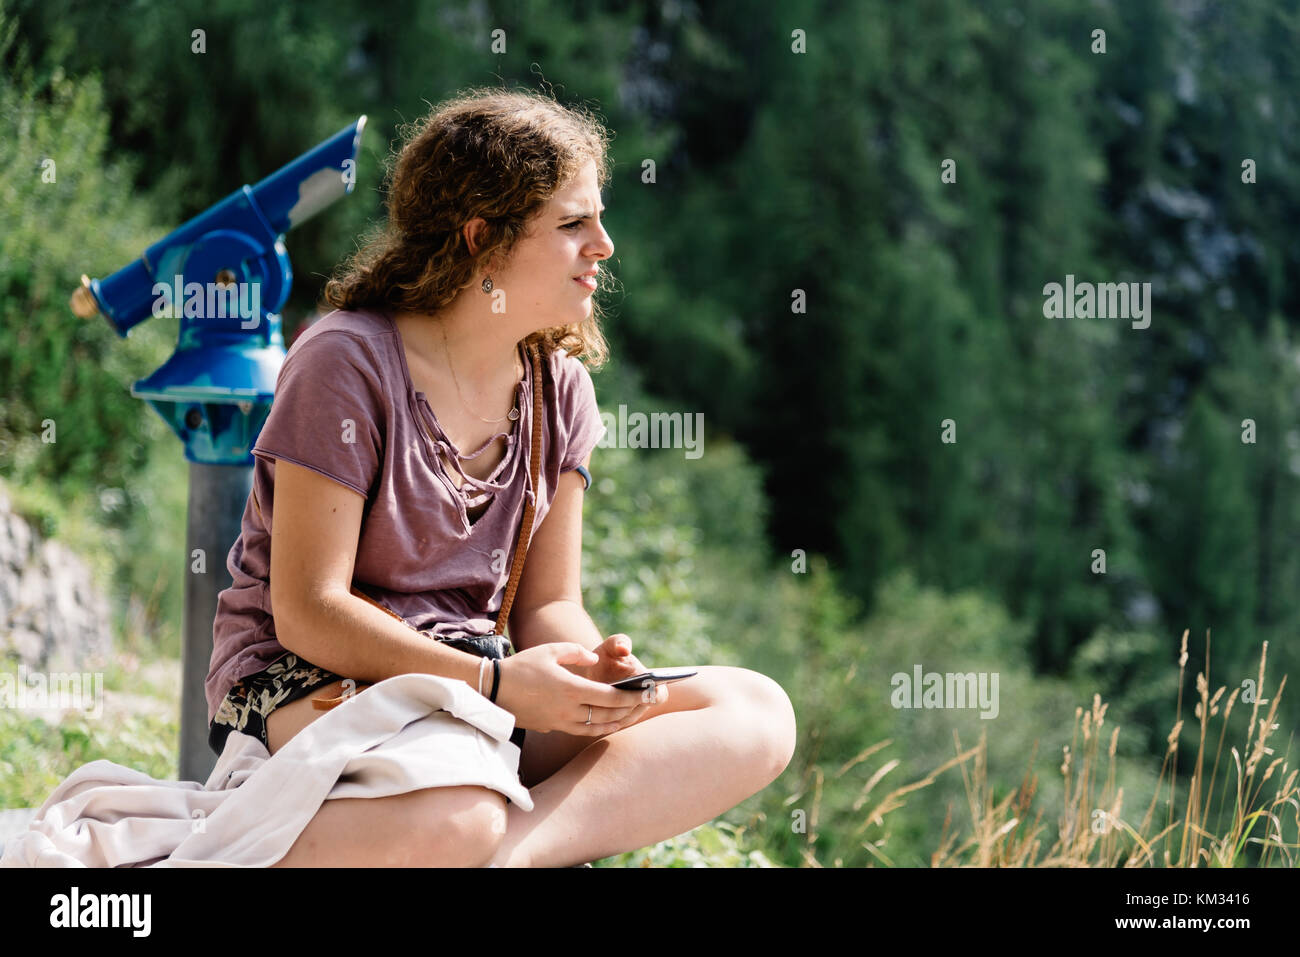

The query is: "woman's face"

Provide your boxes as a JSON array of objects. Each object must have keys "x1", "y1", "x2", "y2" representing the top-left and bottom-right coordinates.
[{"x1": 492, "y1": 158, "x2": 613, "y2": 328}]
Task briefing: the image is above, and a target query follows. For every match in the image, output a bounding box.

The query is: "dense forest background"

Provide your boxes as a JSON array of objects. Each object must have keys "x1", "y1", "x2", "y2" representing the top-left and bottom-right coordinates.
[{"x1": 3, "y1": 0, "x2": 1297, "y2": 866}]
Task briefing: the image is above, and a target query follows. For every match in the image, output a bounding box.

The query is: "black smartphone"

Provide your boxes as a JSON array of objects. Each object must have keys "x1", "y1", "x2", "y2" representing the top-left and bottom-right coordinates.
[{"x1": 610, "y1": 667, "x2": 698, "y2": 690}]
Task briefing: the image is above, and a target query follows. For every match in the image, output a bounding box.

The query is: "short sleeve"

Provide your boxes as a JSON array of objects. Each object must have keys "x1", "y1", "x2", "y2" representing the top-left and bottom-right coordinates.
[
  {"x1": 556, "y1": 352, "x2": 607, "y2": 478},
  {"x1": 252, "y1": 331, "x2": 385, "y2": 499}
]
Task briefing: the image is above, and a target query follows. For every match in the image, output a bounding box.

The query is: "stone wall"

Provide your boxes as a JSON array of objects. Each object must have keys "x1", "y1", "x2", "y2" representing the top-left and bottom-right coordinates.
[{"x1": 0, "y1": 484, "x2": 114, "y2": 671}]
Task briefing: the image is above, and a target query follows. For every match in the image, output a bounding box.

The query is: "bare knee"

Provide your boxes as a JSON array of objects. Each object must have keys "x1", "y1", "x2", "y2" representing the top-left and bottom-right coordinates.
[
  {"x1": 408, "y1": 785, "x2": 508, "y2": 868},
  {"x1": 724, "y1": 668, "x2": 798, "y2": 781}
]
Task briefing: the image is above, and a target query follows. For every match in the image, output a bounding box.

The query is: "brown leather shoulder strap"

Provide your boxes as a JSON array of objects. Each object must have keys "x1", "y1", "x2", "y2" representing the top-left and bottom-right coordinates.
[{"x1": 493, "y1": 340, "x2": 543, "y2": 637}]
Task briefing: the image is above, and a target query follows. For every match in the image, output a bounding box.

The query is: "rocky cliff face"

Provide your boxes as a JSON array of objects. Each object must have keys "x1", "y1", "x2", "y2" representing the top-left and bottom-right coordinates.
[{"x1": 0, "y1": 484, "x2": 114, "y2": 671}]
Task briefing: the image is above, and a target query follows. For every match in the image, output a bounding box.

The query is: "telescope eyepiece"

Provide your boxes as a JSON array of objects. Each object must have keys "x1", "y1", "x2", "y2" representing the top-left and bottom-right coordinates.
[{"x1": 70, "y1": 274, "x2": 100, "y2": 318}]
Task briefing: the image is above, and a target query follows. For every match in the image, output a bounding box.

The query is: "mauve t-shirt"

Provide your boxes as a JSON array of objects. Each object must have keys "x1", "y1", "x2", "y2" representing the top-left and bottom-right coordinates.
[{"x1": 204, "y1": 306, "x2": 607, "y2": 724}]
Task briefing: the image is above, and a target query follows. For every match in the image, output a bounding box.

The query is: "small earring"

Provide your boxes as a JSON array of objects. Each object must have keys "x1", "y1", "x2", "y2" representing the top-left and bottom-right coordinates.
[{"x1": 481, "y1": 275, "x2": 494, "y2": 294}]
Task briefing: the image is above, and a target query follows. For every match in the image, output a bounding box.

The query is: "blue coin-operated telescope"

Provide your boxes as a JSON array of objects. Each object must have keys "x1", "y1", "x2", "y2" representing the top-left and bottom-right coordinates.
[
  {"x1": 70, "y1": 116, "x2": 367, "y2": 464},
  {"x1": 69, "y1": 117, "x2": 367, "y2": 783}
]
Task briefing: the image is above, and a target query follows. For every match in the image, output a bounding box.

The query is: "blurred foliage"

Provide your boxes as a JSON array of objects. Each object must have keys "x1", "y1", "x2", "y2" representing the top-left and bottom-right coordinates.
[
  {"x1": 0, "y1": 13, "x2": 175, "y2": 501},
  {"x1": 602, "y1": 821, "x2": 776, "y2": 868},
  {"x1": 0, "y1": 651, "x2": 180, "y2": 808},
  {"x1": 0, "y1": 709, "x2": 179, "y2": 808}
]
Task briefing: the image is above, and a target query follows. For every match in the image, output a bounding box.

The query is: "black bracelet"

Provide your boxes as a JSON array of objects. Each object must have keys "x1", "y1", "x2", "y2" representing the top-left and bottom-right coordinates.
[{"x1": 489, "y1": 658, "x2": 501, "y2": 703}]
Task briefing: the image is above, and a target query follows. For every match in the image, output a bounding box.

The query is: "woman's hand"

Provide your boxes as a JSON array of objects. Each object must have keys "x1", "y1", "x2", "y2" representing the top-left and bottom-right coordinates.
[
  {"x1": 565, "y1": 633, "x2": 642, "y2": 682},
  {"x1": 564, "y1": 633, "x2": 666, "y2": 724},
  {"x1": 493, "y1": 641, "x2": 663, "y2": 736}
]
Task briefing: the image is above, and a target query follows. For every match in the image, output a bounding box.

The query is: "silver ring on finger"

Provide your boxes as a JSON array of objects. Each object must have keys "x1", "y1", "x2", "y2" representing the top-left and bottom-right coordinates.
[{"x1": 586, "y1": 705, "x2": 593, "y2": 725}]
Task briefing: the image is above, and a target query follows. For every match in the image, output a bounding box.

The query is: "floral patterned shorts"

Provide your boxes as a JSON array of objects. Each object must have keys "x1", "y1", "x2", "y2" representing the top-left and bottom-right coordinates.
[
  {"x1": 208, "y1": 651, "x2": 527, "y2": 773},
  {"x1": 208, "y1": 652, "x2": 347, "y2": 757}
]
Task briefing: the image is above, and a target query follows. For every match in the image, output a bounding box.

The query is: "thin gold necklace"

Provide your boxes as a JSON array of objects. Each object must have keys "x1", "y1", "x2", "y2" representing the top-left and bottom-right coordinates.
[{"x1": 440, "y1": 322, "x2": 522, "y2": 425}]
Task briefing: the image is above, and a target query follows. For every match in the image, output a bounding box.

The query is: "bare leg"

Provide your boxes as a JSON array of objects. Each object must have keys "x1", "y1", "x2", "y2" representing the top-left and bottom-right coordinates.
[
  {"x1": 490, "y1": 666, "x2": 796, "y2": 868},
  {"x1": 270, "y1": 785, "x2": 507, "y2": 867}
]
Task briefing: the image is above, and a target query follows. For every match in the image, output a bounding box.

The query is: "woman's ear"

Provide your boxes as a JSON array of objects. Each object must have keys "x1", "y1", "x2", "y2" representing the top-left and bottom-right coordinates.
[
  {"x1": 463, "y1": 218, "x2": 507, "y2": 278},
  {"x1": 462, "y1": 217, "x2": 487, "y2": 256}
]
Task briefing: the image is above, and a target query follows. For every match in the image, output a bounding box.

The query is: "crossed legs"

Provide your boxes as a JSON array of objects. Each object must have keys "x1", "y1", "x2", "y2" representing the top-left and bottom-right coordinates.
[
  {"x1": 489, "y1": 665, "x2": 797, "y2": 867},
  {"x1": 267, "y1": 665, "x2": 797, "y2": 867}
]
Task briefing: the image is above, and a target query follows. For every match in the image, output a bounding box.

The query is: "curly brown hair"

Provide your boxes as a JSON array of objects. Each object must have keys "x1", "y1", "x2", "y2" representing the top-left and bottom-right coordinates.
[{"x1": 322, "y1": 85, "x2": 612, "y2": 370}]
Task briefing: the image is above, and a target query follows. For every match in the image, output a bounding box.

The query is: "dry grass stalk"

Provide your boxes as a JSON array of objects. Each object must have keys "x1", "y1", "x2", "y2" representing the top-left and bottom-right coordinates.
[{"x1": 827, "y1": 635, "x2": 1296, "y2": 867}]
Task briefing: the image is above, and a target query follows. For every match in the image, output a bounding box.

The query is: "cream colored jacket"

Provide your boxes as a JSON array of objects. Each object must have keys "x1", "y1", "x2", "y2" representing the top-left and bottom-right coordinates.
[{"x1": 0, "y1": 673, "x2": 533, "y2": 867}]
